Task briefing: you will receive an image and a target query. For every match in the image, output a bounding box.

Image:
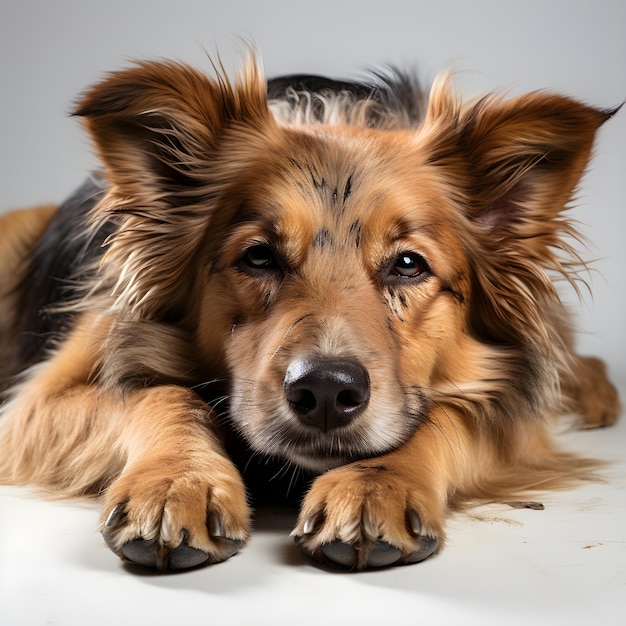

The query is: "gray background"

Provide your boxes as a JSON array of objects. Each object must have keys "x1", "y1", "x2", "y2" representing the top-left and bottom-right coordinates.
[{"x1": 1, "y1": 0, "x2": 624, "y2": 379}]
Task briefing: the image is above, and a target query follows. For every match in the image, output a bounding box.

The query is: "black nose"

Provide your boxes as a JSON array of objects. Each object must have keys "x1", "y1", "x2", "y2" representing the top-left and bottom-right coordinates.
[{"x1": 284, "y1": 358, "x2": 370, "y2": 431}]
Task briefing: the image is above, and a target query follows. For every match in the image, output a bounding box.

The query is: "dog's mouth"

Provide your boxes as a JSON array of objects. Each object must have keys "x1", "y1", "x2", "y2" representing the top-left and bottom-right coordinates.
[
  {"x1": 268, "y1": 420, "x2": 391, "y2": 472},
  {"x1": 230, "y1": 413, "x2": 415, "y2": 473},
  {"x1": 223, "y1": 358, "x2": 425, "y2": 473},
  {"x1": 207, "y1": 355, "x2": 427, "y2": 474}
]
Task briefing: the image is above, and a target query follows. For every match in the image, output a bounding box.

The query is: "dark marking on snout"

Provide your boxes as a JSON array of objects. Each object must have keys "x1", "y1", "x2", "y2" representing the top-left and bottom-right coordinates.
[{"x1": 385, "y1": 287, "x2": 406, "y2": 322}]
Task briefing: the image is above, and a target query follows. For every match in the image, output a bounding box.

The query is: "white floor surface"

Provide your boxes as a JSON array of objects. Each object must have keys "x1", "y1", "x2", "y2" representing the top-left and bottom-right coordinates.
[{"x1": 1, "y1": 381, "x2": 625, "y2": 626}]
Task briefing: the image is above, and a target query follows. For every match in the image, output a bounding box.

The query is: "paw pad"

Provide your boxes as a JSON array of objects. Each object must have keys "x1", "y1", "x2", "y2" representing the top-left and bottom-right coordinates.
[{"x1": 322, "y1": 539, "x2": 402, "y2": 568}]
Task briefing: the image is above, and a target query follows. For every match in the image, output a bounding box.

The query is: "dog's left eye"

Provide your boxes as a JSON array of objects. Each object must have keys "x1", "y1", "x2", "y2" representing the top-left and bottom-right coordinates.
[
  {"x1": 241, "y1": 244, "x2": 280, "y2": 272},
  {"x1": 390, "y1": 252, "x2": 428, "y2": 278}
]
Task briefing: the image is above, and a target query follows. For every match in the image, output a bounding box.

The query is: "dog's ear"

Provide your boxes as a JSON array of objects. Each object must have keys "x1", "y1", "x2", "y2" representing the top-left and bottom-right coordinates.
[
  {"x1": 425, "y1": 77, "x2": 616, "y2": 233},
  {"x1": 457, "y1": 90, "x2": 615, "y2": 232},
  {"x1": 424, "y1": 78, "x2": 618, "y2": 345},
  {"x1": 73, "y1": 58, "x2": 271, "y2": 319},
  {"x1": 74, "y1": 58, "x2": 270, "y2": 195}
]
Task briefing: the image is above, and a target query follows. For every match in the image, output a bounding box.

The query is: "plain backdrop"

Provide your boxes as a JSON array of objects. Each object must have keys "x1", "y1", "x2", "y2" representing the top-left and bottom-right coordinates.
[{"x1": 0, "y1": 3, "x2": 625, "y2": 626}]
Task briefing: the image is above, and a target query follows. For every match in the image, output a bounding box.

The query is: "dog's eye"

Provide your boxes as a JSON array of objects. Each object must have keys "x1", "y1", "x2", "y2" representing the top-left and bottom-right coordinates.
[
  {"x1": 241, "y1": 244, "x2": 280, "y2": 272},
  {"x1": 390, "y1": 252, "x2": 428, "y2": 278}
]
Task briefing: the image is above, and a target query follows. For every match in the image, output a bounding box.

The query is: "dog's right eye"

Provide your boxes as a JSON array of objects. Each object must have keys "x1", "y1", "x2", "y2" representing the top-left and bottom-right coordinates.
[{"x1": 240, "y1": 244, "x2": 280, "y2": 272}]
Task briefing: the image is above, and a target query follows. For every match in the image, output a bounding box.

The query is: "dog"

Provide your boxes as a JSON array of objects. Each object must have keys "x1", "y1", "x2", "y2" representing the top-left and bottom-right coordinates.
[{"x1": 0, "y1": 53, "x2": 621, "y2": 571}]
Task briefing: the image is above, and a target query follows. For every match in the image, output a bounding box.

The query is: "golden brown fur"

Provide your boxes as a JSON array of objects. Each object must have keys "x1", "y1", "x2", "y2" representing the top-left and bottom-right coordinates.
[
  {"x1": 0, "y1": 205, "x2": 57, "y2": 377},
  {"x1": 0, "y1": 54, "x2": 621, "y2": 570}
]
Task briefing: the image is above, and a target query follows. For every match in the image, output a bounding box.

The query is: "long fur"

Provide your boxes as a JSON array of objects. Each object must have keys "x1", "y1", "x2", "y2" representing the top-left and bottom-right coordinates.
[{"x1": 0, "y1": 54, "x2": 621, "y2": 571}]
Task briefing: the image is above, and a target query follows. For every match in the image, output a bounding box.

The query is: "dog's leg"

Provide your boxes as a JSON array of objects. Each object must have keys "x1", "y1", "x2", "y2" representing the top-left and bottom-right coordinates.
[
  {"x1": 0, "y1": 315, "x2": 250, "y2": 570},
  {"x1": 292, "y1": 405, "x2": 469, "y2": 569},
  {"x1": 98, "y1": 384, "x2": 250, "y2": 570},
  {"x1": 566, "y1": 356, "x2": 621, "y2": 429}
]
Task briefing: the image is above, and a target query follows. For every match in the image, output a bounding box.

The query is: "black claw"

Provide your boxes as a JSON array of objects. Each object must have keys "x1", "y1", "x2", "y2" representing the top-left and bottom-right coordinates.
[
  {"x1": 404, "y1": 535, "x2": 439, "y2": 564},
  {"x1": 406, "y1": 509, "x2": 422, "y2": 536},
  {"x1": 101, "y1": 518, "x2": 243, "y2": 570},
  {"x1": 104, "y1": 503, "x2": 126, "y2": 528},
  {"x1": 302, "y1": 512, "x2": 320, "y2": 535},
  {"x1": 297, "y1": 507, "x2": 439, "y2": 570},
  {"x1": 208, "y1": 512, "x2": 224, "y2": 538},
  {"x1": 101, "y1": 527, "x2": 119, "y2": 555}
]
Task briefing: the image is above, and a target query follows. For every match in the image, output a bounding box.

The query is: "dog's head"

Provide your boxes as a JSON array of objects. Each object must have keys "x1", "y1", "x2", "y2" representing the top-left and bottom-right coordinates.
[{"x1": 75, "y1": 56, "x2": 614, "y2": 471}]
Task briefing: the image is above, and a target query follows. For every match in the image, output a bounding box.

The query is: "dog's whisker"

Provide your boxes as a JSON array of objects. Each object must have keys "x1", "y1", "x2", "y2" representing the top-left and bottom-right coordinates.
[
  {"x1": 189, "y1": 377, "x2": 229, "y2": 390},
  {"x1": 268, "y1": 314, "x2": 314, "y2": 363}
]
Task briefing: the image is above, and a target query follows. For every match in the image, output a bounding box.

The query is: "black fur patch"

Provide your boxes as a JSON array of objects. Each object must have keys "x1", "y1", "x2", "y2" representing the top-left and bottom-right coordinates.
[
  {"x1": 349, "y1": 219, "x2": 362, "y2": 248},
  {"x1": 312, "y1": 227, "x2": 333, "y2": 249},
  {"x1": 267, "y1": 71, "x2": 426, "y2": 128},
  {"x1": 343, "y1": 175, "x2": 353, "y2": 203},
  {"x1": 11, "y1": 176, "x2": 112, "y2": 374}
]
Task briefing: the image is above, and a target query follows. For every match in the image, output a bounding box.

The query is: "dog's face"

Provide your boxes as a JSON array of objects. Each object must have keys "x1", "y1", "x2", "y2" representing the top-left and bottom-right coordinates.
[
  {"x1": 75, "y1": 58, "x2": 611, "y2": 473},
  {"x1": 194, "y1": 126, "x2": 471, "y2": 470}
]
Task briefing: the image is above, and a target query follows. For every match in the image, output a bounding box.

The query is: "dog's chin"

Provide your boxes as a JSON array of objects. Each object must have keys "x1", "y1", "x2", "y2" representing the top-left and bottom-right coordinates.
[
  {"x1": 286, "y1": 451, "x2": 350, "y2": 473},
  {"x1": 240, "y1": 430, "x2": 372, "y2": 473},
  {"x1": 228, "y1": 400, "x2": 421, "y2": 474},
  {"x1": 280, "y1": 438, "x2": 407, "y2": 472},
  {"x1": 244, "y1": 426, "x2": 413, "y2": 474}
]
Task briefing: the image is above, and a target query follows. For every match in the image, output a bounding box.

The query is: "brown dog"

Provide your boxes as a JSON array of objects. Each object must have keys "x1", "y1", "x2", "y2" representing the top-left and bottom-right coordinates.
[{"x1": 0, "y1": 55, "x2": 621, "y2": 570}]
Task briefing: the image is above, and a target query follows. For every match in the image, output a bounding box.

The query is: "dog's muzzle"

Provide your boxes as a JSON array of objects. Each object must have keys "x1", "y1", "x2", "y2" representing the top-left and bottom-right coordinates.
[{"x1": 284, "y1": 358, "x2": 370, "y2": 432}]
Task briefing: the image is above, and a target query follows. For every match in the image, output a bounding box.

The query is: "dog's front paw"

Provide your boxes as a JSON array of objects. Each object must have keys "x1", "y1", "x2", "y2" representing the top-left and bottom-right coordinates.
[
  {"x1": 101, "y1": 459, "x2": 250, "y2": 570},
  {"x1": 292, "y1": 462, "x2": 442, "y2": 570}
]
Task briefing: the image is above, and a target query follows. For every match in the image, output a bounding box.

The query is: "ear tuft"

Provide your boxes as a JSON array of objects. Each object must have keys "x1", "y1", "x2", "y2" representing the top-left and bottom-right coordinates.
[
  {"x1": 73, "y1": 56, "x2": 270, "y2": 192},
  {"x1": 458, "y1": 91, "x2": 614, "y2": 229}
]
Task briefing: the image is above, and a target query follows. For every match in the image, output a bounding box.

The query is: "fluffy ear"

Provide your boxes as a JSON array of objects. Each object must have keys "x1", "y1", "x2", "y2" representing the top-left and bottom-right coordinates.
[
  {"x1": 75, "y1": 57, "x2": 270, "y2": 194},
  {"x1": 458, "y1": 89, "x2": 616, "y2": 232},
  {"x1": 73, "y1": 57, "x2": 272, "y2": 319},
  {"x1": 424, "y1": 78, "x2": 618, "y2": 345}
]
